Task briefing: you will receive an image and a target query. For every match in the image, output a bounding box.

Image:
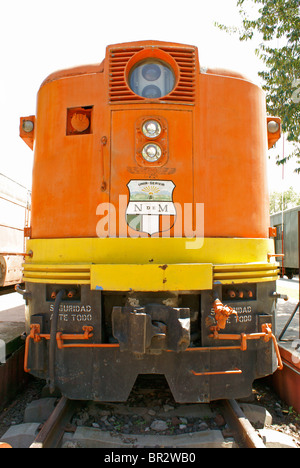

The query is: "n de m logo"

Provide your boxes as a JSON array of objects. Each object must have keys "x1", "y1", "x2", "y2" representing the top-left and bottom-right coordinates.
[{"x1": 126, "y1": 180, "x2": 176, "y2": 235}]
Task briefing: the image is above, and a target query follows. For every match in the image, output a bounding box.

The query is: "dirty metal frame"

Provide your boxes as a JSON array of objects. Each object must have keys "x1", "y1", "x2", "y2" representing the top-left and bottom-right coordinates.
[{"x1": 24, "y1": 321, "x2": 283, "y2": 375}]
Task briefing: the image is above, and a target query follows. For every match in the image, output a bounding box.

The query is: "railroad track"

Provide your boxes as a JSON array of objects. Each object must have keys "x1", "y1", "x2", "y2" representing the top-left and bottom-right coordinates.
[
  {"x1": 30, "y1": 397, "x2": 78, "y2": 449},
  {"x1": 28, "y1": 396, "x2": 266, "y2": 449},
  {"x1": 219, "y1": 399, "x2": 265, "y2": 448}
]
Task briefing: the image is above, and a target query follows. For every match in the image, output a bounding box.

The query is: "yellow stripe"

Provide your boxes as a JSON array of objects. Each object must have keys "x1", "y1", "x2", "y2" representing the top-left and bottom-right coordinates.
[
  {"x1": 25, "y1": 237, "x2": 275, "y2": 264},
  {"x1": 23, "y1": 264, "x2": 90, "y2": 272},
  {"x1": 213, "y1": 262, "x2": 279, "y2": 284},
  {"x1": 214, "y1": 263, "x2": 276, "y2": 272},
  {"x1": 23, "y1": 237, "x2": 278, "y2": 289}
]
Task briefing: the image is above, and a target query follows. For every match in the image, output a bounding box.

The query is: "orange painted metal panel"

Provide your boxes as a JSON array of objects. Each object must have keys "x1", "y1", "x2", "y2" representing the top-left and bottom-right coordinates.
[
  {"x1": 271, "y1": 344, "x2": 300, "y2": 413},
  {"x1": 28, "y1": 41, "x2": 273, "y2": 240}
]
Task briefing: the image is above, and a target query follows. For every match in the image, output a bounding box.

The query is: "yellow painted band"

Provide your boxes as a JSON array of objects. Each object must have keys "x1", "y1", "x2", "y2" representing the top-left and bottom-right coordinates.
[
  {"x1": 23, "y1": 237, "x2": 278, "y2": 290},
  {"x1": 25, "y1": 237, "x2": 275, "y2": 264}
]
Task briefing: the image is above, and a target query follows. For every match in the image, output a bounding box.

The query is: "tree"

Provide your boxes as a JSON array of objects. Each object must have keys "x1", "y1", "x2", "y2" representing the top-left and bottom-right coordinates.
[
  {"x1": 216, "y1": 0, "x2": 300, "y2": 171},
  {"x1": 269, "y1": 186, "x2": 300, "y2": 213}
]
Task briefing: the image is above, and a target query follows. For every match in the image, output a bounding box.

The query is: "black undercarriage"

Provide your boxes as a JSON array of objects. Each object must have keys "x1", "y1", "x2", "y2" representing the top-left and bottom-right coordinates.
[{"x1": 24, "y1": 281, "x2": 277, "y2": 402}]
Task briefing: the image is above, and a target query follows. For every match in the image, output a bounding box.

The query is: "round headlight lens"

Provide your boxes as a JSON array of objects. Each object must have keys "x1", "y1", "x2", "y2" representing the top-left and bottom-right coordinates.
[
  {"x1": 267, "y1": 120, "x2": 280, "y2": 133},
  {"x1": 142, "y1": 143, "x2": 162, "y2": 162},
  {"x1": 22, "y1": 120, "x2": 34, "y2": 133},
  {"x1": 142, "y1": 63, "x2": 161, "y2": 81},
  {"x1": 142, "y1": 120, "x2": 161, "y2": 138},
  {"x1": 129, "y1": 59, "x2": 175, "y2": 99},
  {"x1": 142, "y1": 85, "x2": 161, "y2": 99}
]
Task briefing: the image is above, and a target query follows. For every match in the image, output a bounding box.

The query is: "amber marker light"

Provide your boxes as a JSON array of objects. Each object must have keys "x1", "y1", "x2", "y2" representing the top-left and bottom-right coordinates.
[
  {"x1": 71, "y1": 113, "x2": 90, "y2": 132},
  {"x1": 228, "y1": 290, "x2": 236, "y2": 299}
]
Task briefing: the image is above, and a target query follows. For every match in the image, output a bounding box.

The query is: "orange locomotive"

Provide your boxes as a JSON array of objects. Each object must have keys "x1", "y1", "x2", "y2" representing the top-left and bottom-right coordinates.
[{"x1": 19, "y1": 40, "x2": 282, "y2": 402}]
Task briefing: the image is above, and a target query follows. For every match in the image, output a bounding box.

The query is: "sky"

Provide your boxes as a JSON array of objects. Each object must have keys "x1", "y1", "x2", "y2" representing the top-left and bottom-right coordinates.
[{"x1": 0, "y1": 0, "x2": 299, "y2": 194}]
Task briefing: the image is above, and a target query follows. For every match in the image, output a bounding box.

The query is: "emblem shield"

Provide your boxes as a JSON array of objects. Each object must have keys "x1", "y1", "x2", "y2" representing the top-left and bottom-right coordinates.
[{"x1": 126, "y1": 180, "x2": 176, "y2": 235}]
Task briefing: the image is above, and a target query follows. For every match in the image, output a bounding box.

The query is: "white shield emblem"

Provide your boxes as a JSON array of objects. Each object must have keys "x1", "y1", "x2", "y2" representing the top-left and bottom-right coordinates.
[{"x1": 126, "y1": 180, "x2": 176, "y2": 235}]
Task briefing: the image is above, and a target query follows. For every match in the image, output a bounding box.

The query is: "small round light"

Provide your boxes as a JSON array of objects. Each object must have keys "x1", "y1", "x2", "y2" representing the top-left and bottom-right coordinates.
[
  {"x1": 22, "y1": 120, "x2": 34, "y2": 133},
  {"x1": 268, "y1": 120, "x2": 280, "y2": 133},
  {"x1": 142, "y1": 143, "x2": 162, "y2": 162},
  {"x1": 71, "y1": 113, "x2": 90, "y2": 132},
  {"x1": 142, "y1": 63, "x2": 161, "y2": 81},
  {"x1": 228, "y1": 290, "x2": 236, "y2": 298},
  {"x1": 142, "y1": 85, "x2": 161, "y2": 99},
  {"x1": 142, "y1": 120, "x2": 161, "y2": 138}
]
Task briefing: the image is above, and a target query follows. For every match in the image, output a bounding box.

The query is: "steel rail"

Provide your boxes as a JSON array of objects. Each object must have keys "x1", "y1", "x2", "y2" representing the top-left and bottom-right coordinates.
[
  {"x1": 220, "y1": 399, "x2": 266, "y2": 448},
  {"x1": 30, "y1": 397, "x2": 77, "y2": 448}
]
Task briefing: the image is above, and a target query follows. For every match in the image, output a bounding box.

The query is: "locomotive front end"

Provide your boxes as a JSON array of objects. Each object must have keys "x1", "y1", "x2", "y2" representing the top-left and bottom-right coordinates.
[{"x1": 20, "y1": 41, "x2": 282, "y2": 402}]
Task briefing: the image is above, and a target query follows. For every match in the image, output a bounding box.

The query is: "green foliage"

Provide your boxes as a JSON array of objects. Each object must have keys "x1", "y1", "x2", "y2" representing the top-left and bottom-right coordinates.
[
  {"x1": 216, "y1": 0, "x2": 300, "y2": 171},
  {"x1": 269, "y1": 186, "x2": 300, "y2": 213}
]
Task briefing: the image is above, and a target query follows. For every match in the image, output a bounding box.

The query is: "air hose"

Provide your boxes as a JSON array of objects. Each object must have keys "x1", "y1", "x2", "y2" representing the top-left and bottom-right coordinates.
[{"x1": 49, "y1": 289, "x2": 65, "y2": 393}]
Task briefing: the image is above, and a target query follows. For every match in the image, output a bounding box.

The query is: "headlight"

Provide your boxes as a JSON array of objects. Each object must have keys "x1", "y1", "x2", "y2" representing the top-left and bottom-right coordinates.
[
  {"x1": 129, "y1": 59, "x2": 175, "y2": 99},
  {"x1": 142, "y1": 143, "x2": 162, "y2": 162},
  {"x1": 142, "y1": 63, "x2": 161, "y2": 81},
  {"x1": 142, "y1": 120, "x2": 161, "y2": 138},
  {"x1": 22, "y1": 120, "x2": 34, "y2": 133},
  {"x1": 267, "y1": 120, "x2": 280, "y2": 133},
  {"x1": 142, "y1": 85, "x2": 161, "y2": 99}
]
